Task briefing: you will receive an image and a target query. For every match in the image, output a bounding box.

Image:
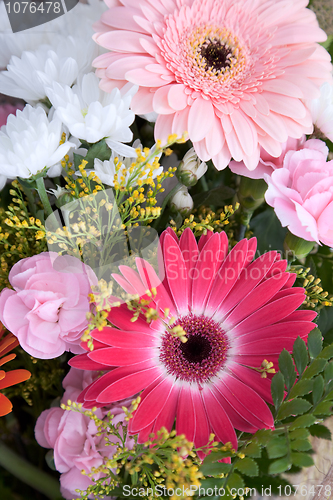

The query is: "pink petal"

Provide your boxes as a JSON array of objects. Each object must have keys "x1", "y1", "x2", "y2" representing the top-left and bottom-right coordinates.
[
  {"x1": 68, "y1": 353, "x2": 114, "y2": 371},
  {"x1": 97, "y1": 31, "x2": 152, "y2": 53},
  {"x1": 228, "y1": 363, "x2": 273, "y2": 405},
  {"x1": 230, "y1": 110, "x2": 258, "y2": 156},
  {"x1": 88, "y1": 346, "x2": 156, "y2": 365},
  {"x1": 176, "y1": 386, "x2": 195, "y2": 443},
  {"x1": 162, "y1": 233, "x2": 189, "y2": 315},
  {"x1": 202, "y1": 388, "x2": 237, "y2": 449},
  {"x1": 153, "y1": 384, "x2": 180, "y2": 434},
  {"x1": 167, "y1": 84, "x2": 188, "y2": 111},
  {"x1": 188, "y1": 97, "x2": 215, "y2": 142},
  {"x1": 130, "y1": 377, "x2": 174, "y2": 432},
  {"x1": 91, "y1": 327, "x2": 157, "y2": 347},
  {"x1": 192, "y1": 390, "x2": 210, "y2": 449},
  {"x1": 179, "y1": 228, "x2": 199, "y2": 298}
]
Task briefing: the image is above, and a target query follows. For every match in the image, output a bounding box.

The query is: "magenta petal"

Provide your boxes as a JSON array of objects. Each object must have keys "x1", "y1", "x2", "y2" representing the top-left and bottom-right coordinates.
[
  {"x1": 202, "y1": 388, "x2": 237, "y2": 449},
  {"x1": 191, "y1": 233, "x2": 223, "y2": 313},
  {"x1": 162, "y1": 233, "x2": 189, "y2": 314},
  {"x1": 192, "y1": 390, "x2": 210, "y2": 450},
  {"x1": 176, "y1": 386, "x2": 195, "y2": 443},
  {"x1": 91, "y1": 327, "x2": 157, "y2": 347},
  {"x1": 88, "y1": 346, "x2": 156, "y2": 366},
  {"x1": 218, "y1": 251, "x2": 277, "y2": 317},
  {"x1": 229, "y1": 293, "x2": 306, "y2": 335},
  {"x1": 198, "y1": 231, "x2": 214, "y2": 251},
  {"x1": 107, "y1": 303, "x2": 163, "y2": 333},
  {"x1": 68, "y1": 353, "x2": 114, "y2": 371},
  {"x1": 97, "y1": 365, "x2": 162, "y2": 402},
  {"x1": 137, "y1": 422, "x2": 155, "y2": 443},
  {"x1": 179, "y1": 228, "x2": 199, "y2": 297},
  {"x1": 130, "y1": 377, "x2": 174, "y2": 432},
  {"x1": 153, "y1": 384, "x2": 179, "y2": 434},
  {"x1": 205, "y1": 239, "x2": 249, "y2": 318},
  {"x1": 212, "y1": 387, "x2": 258, "y2": 433},
  {"x1": 228, "y1": 363, "x2": 273, "y2": 405},
  {"x1": 215, "y1": 374, "x2": 274, "y2": 429},
  {"x1": 224, "y1": 273, "x2": 289, "y2": 328}
]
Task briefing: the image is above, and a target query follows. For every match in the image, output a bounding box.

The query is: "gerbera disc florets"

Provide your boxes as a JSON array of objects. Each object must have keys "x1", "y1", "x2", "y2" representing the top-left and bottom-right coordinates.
[{"x1": 160, "y1": 314, "x2": 229, "y2": 383}]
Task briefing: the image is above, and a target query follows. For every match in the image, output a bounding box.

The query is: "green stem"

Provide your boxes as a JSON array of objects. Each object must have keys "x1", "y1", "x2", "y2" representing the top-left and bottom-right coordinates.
[
  {"x1": 0, "y1": 442, "x2": 62, "y2": 499},
  {"x1": 152, "y1": 182, "x2": 182, "y2": 229},
  {"x1": 20, "y1": 184, "x2": 37, "y2": 217},
  {"x1": 237, "y1": 208, "x2": 254, "y2": 241},
  {"x1": 36, "y1": 176, "x2": 53, "y2": 219},
  {"x1": 200, "y1": 175, "x2": 209, "y2": 192}
]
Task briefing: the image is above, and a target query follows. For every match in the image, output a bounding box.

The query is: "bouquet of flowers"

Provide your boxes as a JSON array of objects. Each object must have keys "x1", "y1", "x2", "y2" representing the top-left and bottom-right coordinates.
[{"x1": 1, "y1": 0, "x2": 333, "y2": 499}]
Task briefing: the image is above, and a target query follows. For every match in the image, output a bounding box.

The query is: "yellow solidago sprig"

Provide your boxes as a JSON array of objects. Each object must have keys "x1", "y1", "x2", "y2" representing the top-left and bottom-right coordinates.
[
  {"x1": 290, "y1": 266, "x2": 333, "y2": 309},
  {"x1": 169, "y1": 203, "x2": 240, "y2": 239},
  {"x1": 61, "y1": 402, "x2": 203, "y2": 500},
  {"x1": 0, "y1": 184, "x2": 47, "y2": 289}
]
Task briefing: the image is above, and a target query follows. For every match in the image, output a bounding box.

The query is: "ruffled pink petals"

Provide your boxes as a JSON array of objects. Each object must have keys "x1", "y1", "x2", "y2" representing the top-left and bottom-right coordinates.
[{"x1": 202, "y1": 388, "x2": 237, "y2": 449}]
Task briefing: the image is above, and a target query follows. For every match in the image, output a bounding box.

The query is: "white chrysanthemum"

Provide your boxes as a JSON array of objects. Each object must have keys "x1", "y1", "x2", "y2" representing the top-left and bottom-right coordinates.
[
  {"x1": 306, "y1": 81, "x2": 333, "y2": 141},
  {"x1": 47, "y1": 72, "x2": 137, "y2": 156},
  {"x1": 89, "y1": 141, "x2": 163, "y2": 187},
  {"x1": 0, "y1": 0, "x2": 107, "y2": 70},
  {"x1": 0, "y1": 105, "x2": 75, "y2": 180},
  {"x1": 0, "y1": 36, "x2": 98, "y2": 104}
]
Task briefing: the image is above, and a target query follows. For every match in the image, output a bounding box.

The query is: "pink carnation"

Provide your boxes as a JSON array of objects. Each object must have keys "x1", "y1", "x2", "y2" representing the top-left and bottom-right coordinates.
[
  {"x1": 229, "y1": 136, "x2": 329, "y2": 179},
  {"x1": 265, "y1": 140, "x2": 333, "y2": 246},
  {"x1": 35, "y1": 368, "x2": 134, "y2": 500},
  {"x1": 0, "y1": 253, "x2": 97, "y2": 359},
  {"x1": 0, "y1": 103, "x2": 23, "y2": 128},
  {"x1": 93, "y1": 0, "x2": 332, "y2": 171}
]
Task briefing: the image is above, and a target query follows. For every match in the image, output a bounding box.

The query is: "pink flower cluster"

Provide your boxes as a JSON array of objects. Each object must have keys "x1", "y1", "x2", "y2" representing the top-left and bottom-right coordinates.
[
  {"x1": 0, "y1": 253, "x2": 97, "y2": 359},
  {"x1": 35, "y1": 367, "x2": 134, "y2": 500}
]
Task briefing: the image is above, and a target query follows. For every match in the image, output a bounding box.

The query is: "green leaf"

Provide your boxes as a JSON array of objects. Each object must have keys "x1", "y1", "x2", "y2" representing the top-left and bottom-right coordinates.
[
  {"x1": 250, "y1": 208, "x2": 287, "y2": 254},
  {"x1": 309, "y1": 424, "x2": 332, "y2": 440},
  {"x1": 235, "y1": 458, "x2": 259, "y2": 477},
  {"x1": 271, "y1": 372, "x2": 285, "y2": 410},
  {"x1": 279, "y1": 349, "x2": 297, "y2": 391},
  {"x1": 83, "y1": 140, "x2": 111, "y2": 169},
  {"x1": 312, "y1": 375, "x2": 324, "y2": 406},
  {"x1": 307, "y1": 328, "x2": 323, "y2": 359},
  {"x1": 200, "y1": 450, "x2": 233, "y2": 465},
  {"x1": 302, "y1": 358, "x2": 327, "y2": 379},
  {"x1": 293, "y1": 337, "x2": 308, "y2": 376},
  {"x1": 290, "y1": 452, "x2": 314, "y2": 467},
  {"x1": 289, "y1": 414, "x2": 317, "y2": 430},
  {"x1": 244, "y1": 442, "x2": 262, "y2": 458},
  {"x1": 200, "y1": 461, "x2": 232, "y2": 476},
  {"x1": 318, "y1": 343, "x2": 333, "y2": 360},
  {"x1": 199, "y1": 478, "x2": 224, "y2": 490},
  {"x1": 290, "y1": 439, "x2": 312, "y2": 451},
  {"x1": 254, "y1": 429, "x2": 273, "y2": 445},
  {"x1": 288, "y1": 379, "x2": 313, "y2": 399},
  {"x1": 227, "y1": 472, "x2": 244, "y2": 491},
  {"x1": 289, "y1": 428, "x2": 310, "y2": 440},
  {"x1": 192, "y1": 185, "x2": 235, "y2": 208},
  {"x1": 268, "y1": 457, "x2": 292, "y2": 474},
  {"x1": 324, "y1": 361, "x2": 333, "y2": 385},
  {"x1": 266, "y1": 436, "x2": 288, "y2": 459},
  {"x1": 313, "y1": 400, "x2": 333, "y2": 416},
  {"x1": 73, "y1": 153, "x2": 85, "y2": 170},
  {"x1": 277, "y1": 398, "x2": 311, "y2": 420}
]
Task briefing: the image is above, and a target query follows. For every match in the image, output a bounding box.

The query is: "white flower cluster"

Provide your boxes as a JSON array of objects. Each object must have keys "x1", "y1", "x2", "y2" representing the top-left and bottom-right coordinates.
[{"x1": 0, "y1": 0, "x2": 143, "y2": 188}]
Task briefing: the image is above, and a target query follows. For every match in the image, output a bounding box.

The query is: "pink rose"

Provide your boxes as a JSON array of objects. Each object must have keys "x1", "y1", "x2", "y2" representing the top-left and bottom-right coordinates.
[
  {"x1": 0, "y1": 253, "x2": 97, "y2": 359},
  {"x1": 35, "y1": 368, "x2": 134, "y2": 500},
  {"x1": 229, "y1": 136, "x2": 328, "y2": 179},
  {"x1": 0, "y1": 103, "x2": 24, "y2": 128},
  {"x1": 264, "y1": 140, "x2": 333, "y2": 246}
]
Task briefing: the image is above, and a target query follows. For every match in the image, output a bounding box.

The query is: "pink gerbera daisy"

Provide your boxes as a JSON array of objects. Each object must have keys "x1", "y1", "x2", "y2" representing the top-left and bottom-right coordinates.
[
  {"x1": 71, "y1": 229, "x2": 316, "y2": 453},
  {"x1": 92, "y1": 0, "x2": 332, "y2": 171}
]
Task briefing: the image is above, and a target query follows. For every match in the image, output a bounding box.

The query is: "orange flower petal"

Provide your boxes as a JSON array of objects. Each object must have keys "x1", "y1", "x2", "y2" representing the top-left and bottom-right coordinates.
[
  {"x1": 0, "y1": 334, "x2": 19, "y2": 356},
  {"x1": 0, "y1": 393, "x2": 13, "y2": 417},
  {"x1": 0, "y1": 370, "x2": 5, "y2": 381},
  {"x1": 0, "y1": 353, "x2": 16, "y2": 367},
  {"x1": 0, "y1": 369, "x2": 31, "y2": 390}
]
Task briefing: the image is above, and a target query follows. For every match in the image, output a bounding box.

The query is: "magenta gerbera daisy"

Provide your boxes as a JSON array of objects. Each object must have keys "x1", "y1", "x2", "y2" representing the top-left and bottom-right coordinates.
[
  {"x1": 71, "y1": 229, "x2": 316, "y2": 453},
  {"x1": 92, "y1": 0, "x2": 332, "y2": 171}
]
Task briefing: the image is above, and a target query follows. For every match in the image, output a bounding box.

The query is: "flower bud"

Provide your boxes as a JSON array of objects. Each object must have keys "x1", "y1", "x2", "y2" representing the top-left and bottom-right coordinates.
[
  {"x1": 177, "y1": 148, "x2": 207, "y2": 187},
  {"x1": 170, "y1": 186, "x2": 194, "y2": 216},
  {"x1": 284, "y1": 230, "x2": 315, "y2": 260},
  {"x1": 49, "y1": 186, "x2": 76, "y2": 209},
  {"x1": 237, "y1": 176, "x2": 267, "y2": 211}
]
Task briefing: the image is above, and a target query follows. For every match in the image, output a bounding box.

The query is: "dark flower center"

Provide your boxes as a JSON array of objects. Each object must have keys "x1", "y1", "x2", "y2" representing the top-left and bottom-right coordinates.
[
  {"x1": 200, "y1": 40, "x2": 232, "y2": 71},
  {"x1": 160, "y1": 314, "x2": 229, "y2": 384},
  {"x1": 180, "y1": 334, "x2": 212, "y2": 363}
]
